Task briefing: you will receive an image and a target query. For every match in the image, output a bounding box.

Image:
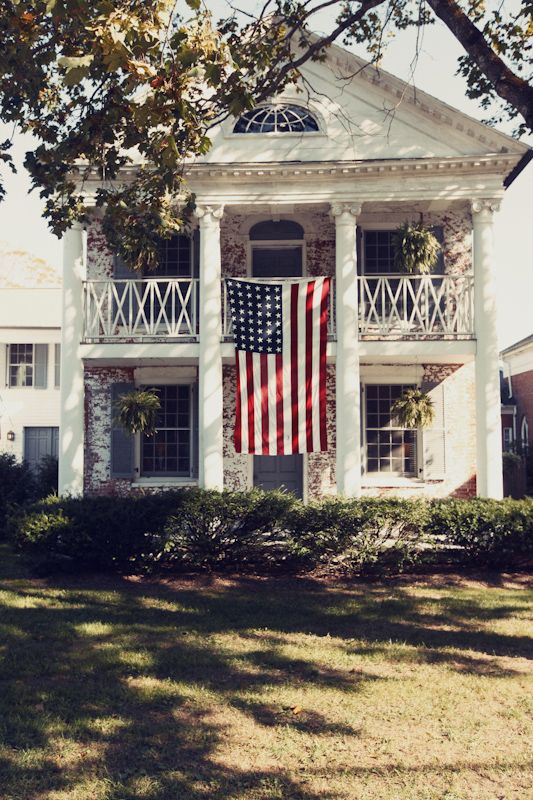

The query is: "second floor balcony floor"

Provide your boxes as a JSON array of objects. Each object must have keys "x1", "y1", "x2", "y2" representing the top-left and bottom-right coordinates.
[{"x1": 82, "y1": 273, "x2": 475, "y2": 344}]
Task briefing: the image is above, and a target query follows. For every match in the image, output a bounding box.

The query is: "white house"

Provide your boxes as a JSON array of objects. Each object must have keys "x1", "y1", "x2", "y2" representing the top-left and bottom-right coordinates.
[
  {"x1": 58, "y1": 46, "x2": 531, "y2": 500},
  {"x1": 0, "y1": 250, "x2": 62, "y2": 468}
]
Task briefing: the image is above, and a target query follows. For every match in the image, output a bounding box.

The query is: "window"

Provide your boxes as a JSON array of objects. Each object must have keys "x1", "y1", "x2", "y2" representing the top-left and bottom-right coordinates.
[
  {"x1": 503, "y1": 427, "x2": 513, "y2": 451},
  {"x1": 365, "y1": 384, "x2": 417, "y2": 476},
  {"x1": 141, "y1": 385, "x2": 192, "y2": 477},
  {"x1": 233, "y1": 104, "x2": 319, "y2": 134},
  {"x1": 362, "y1": 228, "x2": 445, "y2": 274},
  {"x1": 521, "y1": 417, "x2": 529, "y2": 454},
  {"x1": 54, "y1": 344, "x2": 61, "y2": 388},
  {"x1": 363, "y1": 230, "x2": 396, "y2": 274},
  {"x1": 8, "y1": 344, "x2": 48, "y2": 388},
  {"x1": 9, "y1": 344, "x2": 34, "y2": 386}
]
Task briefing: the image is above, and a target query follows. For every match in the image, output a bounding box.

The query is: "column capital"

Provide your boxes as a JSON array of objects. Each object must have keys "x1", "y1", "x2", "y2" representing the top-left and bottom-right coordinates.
[
  {"x1": 470, "y1": 198, "x2": 500, "y2": 218},
  {"x1": 194, "y1": 204, "x2": 224, "y2": 226},
  {"x1": 330, "y1": 202, "x2": 362, "y2": 222}
]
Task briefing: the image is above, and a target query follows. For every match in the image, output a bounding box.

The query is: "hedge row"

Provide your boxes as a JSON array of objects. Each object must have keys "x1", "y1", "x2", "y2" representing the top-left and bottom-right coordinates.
[
  {"x1": 0, "y1": 453, "x2": 58, "y2": 528},
  {"x1": 7, "y1": 489, "x2": 533, "y2": 575}
]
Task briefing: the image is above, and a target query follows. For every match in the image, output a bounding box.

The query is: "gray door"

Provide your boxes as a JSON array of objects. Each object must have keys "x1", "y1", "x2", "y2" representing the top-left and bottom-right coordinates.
[
  {"x1": 24, "y1": 427, "x2": 59, "y2": 471},
  {"x1": 252, "y1": 243, "x2": 303, "y2": 497}
]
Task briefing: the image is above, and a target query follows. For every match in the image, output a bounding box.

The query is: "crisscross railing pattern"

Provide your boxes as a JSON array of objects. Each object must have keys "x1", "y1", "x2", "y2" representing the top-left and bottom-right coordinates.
[
  {"x1": 358, "y1": 274, "x2": 474, "y2": 337},
  {"x1": 83, "y1": 279, "x2": 198, "y2": 340}
]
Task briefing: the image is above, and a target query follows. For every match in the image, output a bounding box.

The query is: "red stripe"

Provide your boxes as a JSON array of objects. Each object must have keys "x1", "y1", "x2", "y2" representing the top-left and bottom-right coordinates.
[
  {"x1": 260, "y1": 355, "x2": 269, "y2": 454},
  {"x1": 319, "y1": 278, "x2": 330, "y2": 450},
  {"x1": 234, "y1": 352, "x2": 242, "y2": 453},
  {"x1": 290, "y1": 284, "x2": 299, "y2": 454},
  {"x1": 246, "y1": 351, "x2": 255, "y2": 454},
  {"x1": 276, "y1": 353, "x2": 284, "y2": 455},
  {"x1": 305, "y1": 281, "x2": 315, "y2": 451}
]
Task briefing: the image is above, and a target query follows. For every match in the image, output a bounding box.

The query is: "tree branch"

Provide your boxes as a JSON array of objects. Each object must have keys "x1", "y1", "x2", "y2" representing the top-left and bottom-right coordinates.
[{"x1": 425, "y1": 0, "x2": 533, "y2": 132}]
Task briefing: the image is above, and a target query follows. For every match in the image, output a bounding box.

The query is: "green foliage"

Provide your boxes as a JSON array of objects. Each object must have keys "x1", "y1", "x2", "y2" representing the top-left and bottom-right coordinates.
[
  {"x1": 114, "y1": 388, "x2": 161, "y2": 435},
  {"x1": 288, "y1": 497, "x2": 431, "y2": 574},
  {"x1": 428, "y1": 498, "x2": 533, "y2": 567},
  {"x1": 10, "y1": 489, "x2": 533, "y2": 575},
  {"x1": 0, "y1": 0, "x2": 530, "y2": 267},
  {"x1": 9, "y1": 490, "x2": 190, "y2": 571},
  {"x1": 160, "y1": 488, "x2": 297, "y2": 571},
  {"x1": 392, "y1": 222, "x2": 441, "y2": 274},
  {"x1": 0, "y1": 453, "x2": 35, "y2": 531},
  {"x1": 391, "y1": 388, "x2": 435, "y2": 429},
  {"x1": 35, "y1": 455, "x2": 58, "y2": 498}
]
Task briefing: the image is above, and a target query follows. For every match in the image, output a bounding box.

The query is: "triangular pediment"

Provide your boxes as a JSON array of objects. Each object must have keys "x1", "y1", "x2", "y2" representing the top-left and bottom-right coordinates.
[{"x1": 203, "y1": 44, "x2": 529, "y2": 168}]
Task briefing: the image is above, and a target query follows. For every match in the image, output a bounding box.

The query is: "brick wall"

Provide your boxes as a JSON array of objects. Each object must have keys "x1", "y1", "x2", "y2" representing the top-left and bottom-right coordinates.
[{"x1": 84, "y1": 366, "x2": 134, "y2": 495}]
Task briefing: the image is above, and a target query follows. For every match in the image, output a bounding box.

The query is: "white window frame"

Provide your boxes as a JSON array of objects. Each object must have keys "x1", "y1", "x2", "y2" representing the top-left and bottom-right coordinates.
[
  {"x1": 7, "y1": 343, "x2": 35, "y2": 388},
  {"x1": 132, "y1": 367, "x2": 198, "y2": 486}
]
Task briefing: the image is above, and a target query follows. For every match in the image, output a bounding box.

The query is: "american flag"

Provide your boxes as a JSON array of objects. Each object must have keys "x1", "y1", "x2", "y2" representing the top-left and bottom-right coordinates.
[{"x1": 227, "y1": 277, "x2": 330, "y2": 455}]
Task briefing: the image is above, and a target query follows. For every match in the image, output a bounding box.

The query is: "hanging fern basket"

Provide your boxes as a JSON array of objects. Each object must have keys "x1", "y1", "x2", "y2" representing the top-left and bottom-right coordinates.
[
  {"x1": 391, "y1": 388, "x2": 435, "y2": 430},
  {"x1": 392, "y1": 221, "x2": 441, "y2": 274},
  {"x1": 114, "y1": 388, "x2": 161, "y2": 436}
]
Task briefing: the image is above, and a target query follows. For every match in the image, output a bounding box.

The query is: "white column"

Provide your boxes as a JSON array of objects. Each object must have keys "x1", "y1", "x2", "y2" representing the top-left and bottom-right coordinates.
[
  {"x1": 195, "y1": 204, "x2": 224, "y2": 489},
  {"x1": 58, "y1": 223, "x2": 86, "y2": 495},
  {"x1": 331, "y1": 203, "x2": 362, "y2": 497},
  {"x1": 472, "y1": 199, "x2": 503, "y2": 499}
]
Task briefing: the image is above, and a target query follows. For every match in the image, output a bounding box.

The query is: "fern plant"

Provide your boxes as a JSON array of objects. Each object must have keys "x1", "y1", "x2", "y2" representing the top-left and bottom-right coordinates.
[
  {"x1": 114, "y1": 389, "x2": 161, "y2": 436},
  {"x1": 391, "y1": 388, "x2": 435, "y2": 429},
  {"x1": 392, "y1": 221, "x2": 441, "y2": 274}
]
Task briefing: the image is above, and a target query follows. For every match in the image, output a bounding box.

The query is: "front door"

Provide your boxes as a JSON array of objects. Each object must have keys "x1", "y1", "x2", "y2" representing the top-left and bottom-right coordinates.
[{"x1": 251, "y1": 241, "x2": 303, "y2": 497}]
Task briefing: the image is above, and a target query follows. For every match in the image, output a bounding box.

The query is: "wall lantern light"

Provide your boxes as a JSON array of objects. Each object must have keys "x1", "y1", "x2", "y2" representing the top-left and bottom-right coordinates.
[{"x1": 6, "y1": 430, "x2": 15, "y2": 442}]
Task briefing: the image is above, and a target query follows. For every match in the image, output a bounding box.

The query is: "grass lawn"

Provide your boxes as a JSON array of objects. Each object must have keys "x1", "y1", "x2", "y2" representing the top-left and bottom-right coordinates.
[{"x1": 0, "y1": 543, "x2": 532, "y2": 800}]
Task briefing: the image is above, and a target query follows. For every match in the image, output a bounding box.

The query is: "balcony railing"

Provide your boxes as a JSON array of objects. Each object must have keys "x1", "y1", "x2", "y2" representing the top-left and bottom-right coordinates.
[
  {"x1": 83, "y1": 278, "x2": 198, "y2": 341},
  {"x1": 358, "y1": 274, "x2": 474, "y2": 338},
  {"x1": 82, "y1": 274, "x2": 474, "y2": 342}
]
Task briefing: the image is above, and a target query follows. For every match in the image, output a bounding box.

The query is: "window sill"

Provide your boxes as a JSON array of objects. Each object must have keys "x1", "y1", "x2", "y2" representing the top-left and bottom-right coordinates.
[
  {"x1": 362, "y1": 476, "x2": 428, "y2": 489},
  {"x1": 132, "y1": 478, "x2": 198, "y2": 488}
]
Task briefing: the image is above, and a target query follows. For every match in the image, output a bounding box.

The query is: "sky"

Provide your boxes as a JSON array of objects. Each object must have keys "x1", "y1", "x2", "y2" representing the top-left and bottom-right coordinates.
[{"x1": 0, "y1": 2, "x2": 531, "y2": 349}]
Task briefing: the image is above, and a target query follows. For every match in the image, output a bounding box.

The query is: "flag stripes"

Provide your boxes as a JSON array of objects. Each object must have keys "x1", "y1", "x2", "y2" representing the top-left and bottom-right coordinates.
[{"x1": 228, "y1": 277, "x2": 330, "y2": 455}]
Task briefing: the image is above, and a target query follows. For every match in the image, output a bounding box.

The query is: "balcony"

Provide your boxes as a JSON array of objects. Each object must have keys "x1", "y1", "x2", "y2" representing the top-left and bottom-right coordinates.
[{"x1": 82, "y1": 274, "x2": 474, "y2": 343}]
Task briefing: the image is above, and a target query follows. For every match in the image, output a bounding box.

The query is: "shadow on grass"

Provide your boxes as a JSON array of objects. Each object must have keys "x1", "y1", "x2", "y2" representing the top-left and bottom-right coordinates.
[{"x1": 0, "y1": 543, "x2": 531, "y2": 799}]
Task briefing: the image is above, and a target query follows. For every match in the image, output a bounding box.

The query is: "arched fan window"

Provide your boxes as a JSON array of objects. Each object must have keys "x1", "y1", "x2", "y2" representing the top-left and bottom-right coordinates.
[{"x1": 233, "y1": 104, "x2": 319, "y2": 134}]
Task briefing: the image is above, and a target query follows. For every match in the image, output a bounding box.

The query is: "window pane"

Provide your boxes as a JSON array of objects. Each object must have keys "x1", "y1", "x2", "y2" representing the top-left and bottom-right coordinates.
[
  {"x1": 140, "y1": 384, "x2": 191, "y2": 476},
  {"x1": 365, "y1": 384, "x2": 416, "y2": 476}
]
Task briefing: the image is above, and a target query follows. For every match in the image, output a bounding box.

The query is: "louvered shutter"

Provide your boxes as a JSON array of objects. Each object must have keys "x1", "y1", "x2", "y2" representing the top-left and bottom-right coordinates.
[
  {"x1": 34, "y1": 344, "x2": 48, "y2": 389},
  {"x1": 422, "y1": 381, "x2": 446, "y2": 480},
  {"x1": 191, "y1": 382, "x2": 199, "y2": 479},
  {"x1": 111, "y1": 382, "x2": 135, "y2": 478}
]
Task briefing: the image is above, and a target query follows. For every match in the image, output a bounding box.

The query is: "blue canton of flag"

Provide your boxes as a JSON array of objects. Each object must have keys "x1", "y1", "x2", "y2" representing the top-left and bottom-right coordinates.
[{"x1": 227, "y1": 280, "x2": 283, "y2": 354}]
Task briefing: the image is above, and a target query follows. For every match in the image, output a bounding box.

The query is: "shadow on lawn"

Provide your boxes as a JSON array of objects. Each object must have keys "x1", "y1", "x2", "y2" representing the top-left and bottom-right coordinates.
[{"x1": 0, "y1": 544, "x2": 530, "y2": 799}]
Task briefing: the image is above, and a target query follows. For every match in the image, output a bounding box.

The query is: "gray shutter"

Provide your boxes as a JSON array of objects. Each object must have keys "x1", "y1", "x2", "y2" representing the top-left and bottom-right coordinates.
[
  {"x1": 422, "y1": 381, "x2": 446, "y2": 480},
  {"x1": 191, "y1": 382, "x2": 199, "y2": 479},
  {"x1": 111, "y1": 382, "x2": 135, "y2": 478},
  {"x1": 34, "y1": 344, "x2": 48, "y2": 389}
]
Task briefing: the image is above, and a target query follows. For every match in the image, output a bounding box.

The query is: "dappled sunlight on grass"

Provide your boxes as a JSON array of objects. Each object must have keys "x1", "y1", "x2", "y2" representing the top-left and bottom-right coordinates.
[{"x1": 0, "y1": 543, "x2": 532, "y2": 799}]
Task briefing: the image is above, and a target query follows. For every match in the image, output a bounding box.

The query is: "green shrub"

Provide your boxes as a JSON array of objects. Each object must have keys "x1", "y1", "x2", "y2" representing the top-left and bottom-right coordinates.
[
  {"x1": 288, "y1": 497, "x2": 431, "y2": 575},
  {"x1": 428, "y1": 498, "x2": 533, "y2": 567},
  {"x1": 35, "y1": 455, "x2": 59, "y2": 498},
  {"x1": 160, "y1": 488, "x2": 297, "y2": 571},
  {"x1": 0, "y1": 453, "x2": 36, "y2": 532},
  {"x1": 9, "y1": 490, "x2": 191, "y2": 571},
  {"x1": 10, "y1": 490, "x2": 533, "y2": 576}
]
